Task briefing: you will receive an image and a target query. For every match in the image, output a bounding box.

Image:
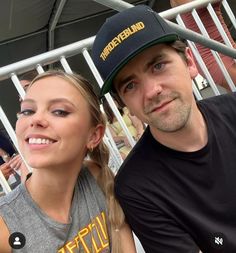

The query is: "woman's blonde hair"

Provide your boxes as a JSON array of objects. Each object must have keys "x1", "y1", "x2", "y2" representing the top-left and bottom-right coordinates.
[{"x1": 30, "y1": 70, "x2": 125, "y2": 253}]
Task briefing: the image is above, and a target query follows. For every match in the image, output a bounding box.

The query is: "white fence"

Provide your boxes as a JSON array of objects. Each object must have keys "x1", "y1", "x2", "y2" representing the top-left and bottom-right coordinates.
[{"x1": 0, "y1": 1, "x2": 236, "y2": 251}]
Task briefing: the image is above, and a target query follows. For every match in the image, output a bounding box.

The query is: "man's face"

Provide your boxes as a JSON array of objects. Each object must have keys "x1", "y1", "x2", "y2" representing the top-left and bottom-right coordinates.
[
  {"x1": 114, "y1": 44, "x2": 198, "y2": 134},
  {"x1": 18, "y1": 79, "x2": 31, "y2": 102},
  {"x1": 20, "y1": 80, "x2": 31, "y2": 91}
]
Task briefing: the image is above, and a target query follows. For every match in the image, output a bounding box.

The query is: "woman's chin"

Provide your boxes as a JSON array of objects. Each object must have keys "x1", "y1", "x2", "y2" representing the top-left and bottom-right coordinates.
[{"x1": 26, "y1": 159, "x2": 50, "y2": 170}]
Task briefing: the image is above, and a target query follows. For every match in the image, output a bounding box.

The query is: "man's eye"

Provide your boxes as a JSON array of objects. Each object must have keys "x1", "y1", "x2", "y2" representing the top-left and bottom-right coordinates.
[
  {"x1": 52, "y1": 110, "x2": 70, "y2": 117},
  {"x1": 154, "y1": 62, "x2": 164, "y2": 70},
  {"x1": 124, "y1": 82, "x2": 135, "y2": 93},
  {"x1": 17, "y1": 109, "x2": 34, "y2": 118}
]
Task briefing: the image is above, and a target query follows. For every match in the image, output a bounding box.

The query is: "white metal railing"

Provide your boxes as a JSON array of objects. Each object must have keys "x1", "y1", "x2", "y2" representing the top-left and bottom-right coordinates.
[
  {"x1": 0, "y1": 0, "x2": 235, "y2": 192},
  {"x1": 1, "y1": 1, "x2": 235, "y2": 252},
  {"x1": 0, "y1": 36, "x2": 95, "y2": 81},
  {"x1": 171, "y1": 0, "x2": 236, "y2": 93}
]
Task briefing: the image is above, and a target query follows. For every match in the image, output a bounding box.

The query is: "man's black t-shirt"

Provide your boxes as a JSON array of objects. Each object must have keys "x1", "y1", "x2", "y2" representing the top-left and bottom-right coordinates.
[{"x1": 115, "y1": 93, "x2": 236, "y2": 253}]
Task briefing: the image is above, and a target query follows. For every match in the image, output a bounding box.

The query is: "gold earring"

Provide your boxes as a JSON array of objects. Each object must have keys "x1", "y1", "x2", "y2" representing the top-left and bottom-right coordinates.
[{"x1": 89, "y1": 146, "x2": 94, "y2": 153}]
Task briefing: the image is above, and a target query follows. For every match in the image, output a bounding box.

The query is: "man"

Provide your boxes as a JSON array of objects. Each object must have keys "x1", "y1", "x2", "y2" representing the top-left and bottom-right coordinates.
[
  {"x1": 18, "y1": 70, "x2": 38, "y2": 100},
  {"x1": 92, "y1": 5, "x2": 236, "y2": 253}
]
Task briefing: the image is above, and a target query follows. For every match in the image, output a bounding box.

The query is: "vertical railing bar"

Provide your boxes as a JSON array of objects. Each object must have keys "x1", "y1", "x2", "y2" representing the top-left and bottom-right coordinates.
[
  {"x1": 0, "y1": 107, "x2": 18, "y2": 149},
  {"x1": 11, "y1": 74, "x2": 26, "y2": 100},
  {"x1": 100, "y1": 105, "x2": 124, "y2": 167},
  {"x1": 176, "y1": 14, "x2": 221, "y2": 95},
  {"x1": 104, "y1": 131, "x2": 123, "y2": 166},
  {"x1": 60, "y1": 57, "x2": 73, "y2": 74},
  {"x1": 104, "y1": 130, "x2": 123, "y2": 171},
  {"x1": 82, "y1": 48, "x2": 136, "y2": 147},
  {"x1": 190, "y1": 41, "x2": 221, "y2": 95},
  {"x1": 191, "y1": 8, "x2": 236, "y2": 91},
  {"x1": 192, "y1": 81, "x2": 203, "y2": 101},
  {"x1": 0, "y1": 106, "x2": 32, "y2": 173},
  {"x1": 222, "y1": 0, "x2": 236, "y2": 30},
  {"x1": 103, "y1": 135, "x2": 122, "y2": 174},
  {"x1": 0, "y1": 170, "x2": 12, "y2": 194},
  {"x1": 207, "y1": 3, "x2": 233, "y2": 48},
  {"x1": 36, "y1": 64, "x2": 45, "y2": 74}
]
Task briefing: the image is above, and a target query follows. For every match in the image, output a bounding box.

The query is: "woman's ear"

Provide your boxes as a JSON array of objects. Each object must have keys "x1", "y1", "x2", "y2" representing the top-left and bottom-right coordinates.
[{"x1": 87, "y1": 124, "x2": 105, "y2": 150}]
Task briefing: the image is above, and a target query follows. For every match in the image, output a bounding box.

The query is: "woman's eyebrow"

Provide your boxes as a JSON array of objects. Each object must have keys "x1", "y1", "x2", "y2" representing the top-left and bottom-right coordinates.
[
  {"x1": 48, "y1": 98, "x2": 76, "y2": 107},
  {"x1": 20, "y1": 98, "x2": 78, "y2": 109},
  {"x1": 20, "y1": 98, "x2": 77, "y2": 108},
  {"x1": 20, "y1": 98, "x2": 35, "y2": 106}
]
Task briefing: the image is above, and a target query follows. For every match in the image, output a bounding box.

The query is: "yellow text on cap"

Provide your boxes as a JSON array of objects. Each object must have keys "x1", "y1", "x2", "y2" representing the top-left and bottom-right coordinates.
[{"x1": 100, "y1": 22, "x2": 145, "y2": 61}]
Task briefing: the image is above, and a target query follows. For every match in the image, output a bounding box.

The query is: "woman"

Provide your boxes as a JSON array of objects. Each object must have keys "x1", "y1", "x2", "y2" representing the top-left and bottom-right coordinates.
[{"x1": 0, "y1": 70, "x2": 136, "y2": 253}]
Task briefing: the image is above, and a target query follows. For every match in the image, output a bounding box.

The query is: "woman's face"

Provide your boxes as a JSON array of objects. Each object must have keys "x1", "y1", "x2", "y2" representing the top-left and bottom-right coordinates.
[{"x1": 16, "y1": 76, "x2": 97, "y2": 170}]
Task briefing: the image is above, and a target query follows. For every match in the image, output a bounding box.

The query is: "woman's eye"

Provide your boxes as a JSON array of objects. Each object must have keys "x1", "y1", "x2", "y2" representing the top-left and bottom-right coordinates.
[
  {"x1": 52, "y1": 110, "x2": 70, "y2": 117},
  {"x1": 17, "y1": 109, "x2": 34, "y2": 118}
]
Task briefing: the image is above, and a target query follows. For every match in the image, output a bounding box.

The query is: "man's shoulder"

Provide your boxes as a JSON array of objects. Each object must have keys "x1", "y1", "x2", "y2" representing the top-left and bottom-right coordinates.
[
  {"x1": 115, "y1": 142, "x2": 143, "y2": 179},
  {"x1": 115, "y1": 145, "x2": 143, "y2": 180},
  {"x1": 198, "y1": 92, "x2": 236, "y2": 118},
  {"x1": 198, "y1": 92, "x2": 236, "y2": 108}
]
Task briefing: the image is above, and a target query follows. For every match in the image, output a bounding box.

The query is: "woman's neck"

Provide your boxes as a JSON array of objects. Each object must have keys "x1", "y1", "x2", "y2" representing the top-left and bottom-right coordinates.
[{"x1": 26, "y1": 163, "x2": 81, "y2": 223}]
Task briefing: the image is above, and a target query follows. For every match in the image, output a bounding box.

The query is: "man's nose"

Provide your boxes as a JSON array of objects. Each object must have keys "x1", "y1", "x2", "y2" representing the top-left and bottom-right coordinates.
[{"x1": 143, "y1": 77, "x2": 163, "y2": 100}]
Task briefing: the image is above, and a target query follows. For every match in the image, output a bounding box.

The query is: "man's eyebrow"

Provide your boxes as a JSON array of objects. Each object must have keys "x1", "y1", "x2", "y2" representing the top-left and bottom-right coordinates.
[
  {"x1": 144, "y1": 54, "x2": 166, "y2": 72},
  {"x1": 115, "y1": 74, "x2": 136, "y2": 92}
]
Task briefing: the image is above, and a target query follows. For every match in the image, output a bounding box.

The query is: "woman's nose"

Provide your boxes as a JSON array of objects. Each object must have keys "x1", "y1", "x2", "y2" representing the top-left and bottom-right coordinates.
[{"x1": 30, "y1": 113, "x2": 49, "y2": 128}]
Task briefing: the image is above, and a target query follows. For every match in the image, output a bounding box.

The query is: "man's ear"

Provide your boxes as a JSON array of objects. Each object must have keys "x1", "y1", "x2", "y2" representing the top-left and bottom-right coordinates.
[
  {"x1": 87, "y1": 124, "x2": 105, "y2": 150},
  {"x1": 185, "y1": 47, "x2": 199, "y2": 79}
]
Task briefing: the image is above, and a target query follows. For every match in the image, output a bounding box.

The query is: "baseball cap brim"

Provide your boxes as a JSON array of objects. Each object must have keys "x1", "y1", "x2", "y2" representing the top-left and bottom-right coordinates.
[{"x1": 100, "y1": 34, "x2": 178, "y2": 97}]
